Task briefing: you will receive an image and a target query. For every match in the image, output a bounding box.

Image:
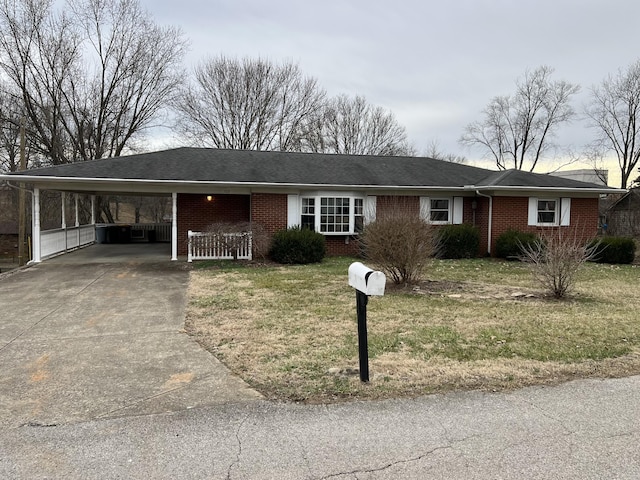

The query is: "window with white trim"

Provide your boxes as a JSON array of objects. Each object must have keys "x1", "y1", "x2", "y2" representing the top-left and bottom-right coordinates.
[
  {"x1": 528, "y1": 197, "x2": 571, "y2": 227},
  {"x1": 430, "y1": 198, "x2": 450, "y2": 223},
  {"x1": 299, "y1": 195, "x2": 364, "y2": 234},
  {"x1": 301, "y1": 198, "x2": 315, "y2": 230},
  {"x1": 537, "y1": 199, "x2": 557, "y2": 224},
  {"x1": 320, "y1": 197, "x2": 350, "y2": 232},
  {"x1": 354, "y1": 198, "x2": 364, "y2": 233},
  {"x1": 420, "y1": 196, "x2": 463, "y2": 225}
]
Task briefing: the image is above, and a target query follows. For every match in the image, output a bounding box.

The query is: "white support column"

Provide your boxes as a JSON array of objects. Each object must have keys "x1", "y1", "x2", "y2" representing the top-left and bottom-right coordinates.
[
  {"x1": 61, "y1": 192, "x2": 66, "y2": 229},
  {"x1": 74, "y1": 194, "x2": 79, "y2": 227},
  {"x1": 171, "y1": 192, "x2": 178, "y2": 261},
  {"x1": 32, "y1": 187, "x2": 41, "y2": 263},
  {"x1": 91, "y1": 195, "x2": 96, "y2": 224}
]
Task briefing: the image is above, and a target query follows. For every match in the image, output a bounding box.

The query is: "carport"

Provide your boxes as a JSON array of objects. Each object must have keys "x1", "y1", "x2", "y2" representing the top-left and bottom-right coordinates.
[
  {"x1": 0, "y1": 149, "x2": 262, "y2": 265},
  {"x1": 1, "y1": 176, "x2": 180, "y2": 263}
]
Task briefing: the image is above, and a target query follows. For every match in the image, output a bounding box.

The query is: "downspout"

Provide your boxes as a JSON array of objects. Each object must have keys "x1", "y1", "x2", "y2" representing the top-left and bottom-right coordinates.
[
  {"x1": 476, "y1": 190, "x2": 493, "y2": 256},
  {"x1": 171, "y1": 192, "x2": 178, "y2": 261},
  {"x1": 32, "y1": 187, "x2": 41, "y2": 263}
]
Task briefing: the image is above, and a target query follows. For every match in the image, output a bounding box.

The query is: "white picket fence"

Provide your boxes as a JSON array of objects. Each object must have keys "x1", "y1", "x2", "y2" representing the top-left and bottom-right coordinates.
[
  {"x1": 187, "y1": 230, "x2": 252, "y2": 262},
  {"x1": 41, "y1": 225, "x2": 96, "y2": 259}
]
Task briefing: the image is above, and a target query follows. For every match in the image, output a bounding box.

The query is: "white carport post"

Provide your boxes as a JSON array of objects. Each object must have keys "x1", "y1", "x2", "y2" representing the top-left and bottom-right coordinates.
[
  {"x1": 171, "y1": 192, "x2": 178, "y2": 261},
  {"x1": 90, "y1": 195, "x2": 96, "y2": 224},
  {"x1": 31, "y1": 187, "x2": 41, "y2": 263},
  {"x1": 61, "y1": 192, "x2": 66, "y2": 229},
  {"x1": 74, "y1": 194, "x2": 79, "y2": 227}
]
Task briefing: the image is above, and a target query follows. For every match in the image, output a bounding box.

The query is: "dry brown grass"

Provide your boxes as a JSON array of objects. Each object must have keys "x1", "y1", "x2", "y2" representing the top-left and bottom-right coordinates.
[{"x1": 185, "y1": 257, "x2": 640, "y2": 402}]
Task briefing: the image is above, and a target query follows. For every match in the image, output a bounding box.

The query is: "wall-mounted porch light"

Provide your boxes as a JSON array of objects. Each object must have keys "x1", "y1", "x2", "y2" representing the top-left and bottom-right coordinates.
[{"x1": 206, "y1": 195, "x2": 214, "y2": 202}]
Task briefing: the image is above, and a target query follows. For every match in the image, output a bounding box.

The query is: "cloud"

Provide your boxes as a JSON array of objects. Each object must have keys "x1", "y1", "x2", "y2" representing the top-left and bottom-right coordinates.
[{"x1": 143, "y1": 0, "x2": 640, "y2": 180}]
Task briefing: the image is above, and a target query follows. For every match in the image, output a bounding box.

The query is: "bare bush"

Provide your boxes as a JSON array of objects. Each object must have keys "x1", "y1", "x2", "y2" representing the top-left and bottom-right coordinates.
[
  {"x1": 358, "y1": 198, "x2": 439, "y2": 284},
  {"x1": 518, "y1": 228, "x2": 599, "y2": 298},
  {"x1": 247, "y1": 222, "x2": 271, "y2": 261},
  {"x1": 206, "y1": 221, "x2": 270, "y2": 261}
]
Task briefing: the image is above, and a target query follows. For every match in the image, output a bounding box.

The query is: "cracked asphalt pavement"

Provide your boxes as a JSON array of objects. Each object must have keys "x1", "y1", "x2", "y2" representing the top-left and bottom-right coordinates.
[
  {"x1": 2, "y1": 245, "x2": 640, "y2": 478},
  {"x1": 2, "y1": 376, "x2": 640, "y2": 479}
]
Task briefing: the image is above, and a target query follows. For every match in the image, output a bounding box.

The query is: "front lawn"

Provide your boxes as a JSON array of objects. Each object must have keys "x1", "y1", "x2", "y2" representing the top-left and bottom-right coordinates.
[{"x1": 185, "y1": 257, "x2": 640, "y2": 402}]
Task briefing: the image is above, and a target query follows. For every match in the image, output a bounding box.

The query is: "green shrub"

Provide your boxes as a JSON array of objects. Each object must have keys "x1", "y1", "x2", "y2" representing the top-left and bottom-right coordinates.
[
  {"x1": 269, "y1": 227, "x2": 326, "y2": 264},
  {"x1": 589, "y1": 236, "x2": 635, "y2": 264},
  {"x1": 438, "y1": 224, "x2": 480, "y2": 259},
  {"x1": 495, "y1": 229, "x2": 538, "y2": 259}
]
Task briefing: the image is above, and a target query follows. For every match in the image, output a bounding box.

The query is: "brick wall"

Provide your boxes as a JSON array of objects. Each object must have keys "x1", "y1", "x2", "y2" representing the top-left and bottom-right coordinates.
[
  {"x1": 177, "y1": 194, "x2": 251, "y2": 255},
  {"x1": 176, "y1": 193, "x2": 601, "y2": 258},
  {"x1": 469, "y1": 197, "x2": 490, "y2": 256},
  {"x1": 324, "y1": 236, "x2": 359, "y2": 256},
  {"x1": 490, "y1": 196, "x2": 600, "y2": 253},
  {"x1": 375, "y1": 195, "x2": 420, "y2": 217},
  {"x1": 250, "y1": 193, "x2": 288, "y2": 235}
]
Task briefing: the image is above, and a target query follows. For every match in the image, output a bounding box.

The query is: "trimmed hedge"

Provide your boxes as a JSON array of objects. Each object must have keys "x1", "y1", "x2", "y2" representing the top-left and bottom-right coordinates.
[
  {"x1": 495, "y1": 229, "x2": 538, "y2": 259},
  {"x1": 269, "y1": 227, "x2": 326, "y2": 264},
  {"x1": 437, "y1": 224, "x2": 480, "y2": 259},
  {"x1": 589, "y1": 236, "x2": 636, "y2": 264}
]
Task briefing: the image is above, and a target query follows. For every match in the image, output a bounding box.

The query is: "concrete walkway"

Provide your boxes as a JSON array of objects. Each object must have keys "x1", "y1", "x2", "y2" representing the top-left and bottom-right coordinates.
[{"x1": 0, "y1": 244, "x2": 261, "y2": 429}]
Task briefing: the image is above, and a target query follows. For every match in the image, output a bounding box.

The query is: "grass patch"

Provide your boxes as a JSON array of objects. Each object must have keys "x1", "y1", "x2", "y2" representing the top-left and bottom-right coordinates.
[{"x1": 185, "y1": 256, "x2": 640, "y2": 402}]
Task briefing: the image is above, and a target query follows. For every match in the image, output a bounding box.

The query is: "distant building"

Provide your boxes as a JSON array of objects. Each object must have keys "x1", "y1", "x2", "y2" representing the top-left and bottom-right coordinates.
[{"x1": 549, "y1": 169, "x2": 608, "y2": 186}]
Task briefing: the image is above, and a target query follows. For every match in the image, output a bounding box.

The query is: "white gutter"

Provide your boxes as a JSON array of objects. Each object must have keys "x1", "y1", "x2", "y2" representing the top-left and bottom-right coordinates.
[
  {"x1": 0, "y1": 174, "x2": 625, "y2": 195},
  {"x1": 475, "y1": 190, "x2": 493, "y2": 256},
  {"x1": 472, "y1": 185, "x2": 627, "y2": 195}
]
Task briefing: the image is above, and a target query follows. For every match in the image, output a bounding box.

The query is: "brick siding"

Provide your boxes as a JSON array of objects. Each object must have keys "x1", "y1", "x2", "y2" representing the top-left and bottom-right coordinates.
[
  {"x1": 176, "y1": 192, "x2": 600, "y2": 258},
  {"x1": 490, "y1": 196, "x2": 599, "y2": 253},
  {"x1": 250, "y1": 193, "x2": 288, "y2": 235},
  {"x1": 177, "y1": 193, "x2": 250, "y2": 255}
]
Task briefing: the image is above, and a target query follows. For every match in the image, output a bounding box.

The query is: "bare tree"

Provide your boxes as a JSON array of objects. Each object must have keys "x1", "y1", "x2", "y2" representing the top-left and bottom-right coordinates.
[
  {"x1": 0, "y1": 83, "x2": 23, "y2": 172},
  {"x1": 461, "y1": 66, "x2": 580, "y2": 172},
  {"x1": 307, "y1": 94, "x2": 413, "y2": 156},
  {"x1": 0, "y1": 0, "x2": 78, "y2": 165},
  {"x1": 66, "y1": 0, "x2": 187, "y2": 161},
  {"x1": 0, "y1": 0, "x2": 187, "y2": 222},
  {"x1": 424, "y1": 139, "x2": 466, "y2": 163},
  {"x1": 174, "y1": 56, "x2": 326, "y2": 151},
  {"x1": 0, "y1": 0, "x2": 187, "y2": 166},
  {"x1": 585, "y1": 60, "x2": 640, "y2": 188}
]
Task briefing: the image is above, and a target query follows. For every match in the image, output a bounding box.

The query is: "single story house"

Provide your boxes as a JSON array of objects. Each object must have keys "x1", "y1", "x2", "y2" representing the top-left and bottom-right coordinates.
[{"x1": 0, "y1": 147, "x2": 625, "y2": 262}]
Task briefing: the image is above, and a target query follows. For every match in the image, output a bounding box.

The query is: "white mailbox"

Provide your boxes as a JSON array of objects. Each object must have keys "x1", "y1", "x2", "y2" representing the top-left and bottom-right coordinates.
[{"x1": 348, "y1": 262, "x2": 386, "y2": 296}]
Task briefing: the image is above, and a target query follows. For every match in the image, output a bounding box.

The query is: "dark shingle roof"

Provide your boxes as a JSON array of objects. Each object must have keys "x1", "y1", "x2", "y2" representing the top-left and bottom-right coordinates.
[
  {"x1": 12, "y1": 147, "x2": 493, "y2": 187},
  {"x1": 476, "y1": 169, "x2": 608, "y2": 189},
  {"x1": 7, "y1": 147, "x2": 614, "y2": 191}
]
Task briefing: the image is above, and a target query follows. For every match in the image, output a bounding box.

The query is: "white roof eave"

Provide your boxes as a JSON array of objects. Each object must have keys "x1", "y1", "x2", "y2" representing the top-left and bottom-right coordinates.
[
  {"x1": 0, "y1": 174, "x2": 626, "y2": 196},
  {"x1": 469, "y1": 185, "x2": 627, "y2": 195}
]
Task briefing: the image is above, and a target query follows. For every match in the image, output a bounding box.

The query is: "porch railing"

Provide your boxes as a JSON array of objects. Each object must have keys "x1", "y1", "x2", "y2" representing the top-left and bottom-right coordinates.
[
  {"x1": 131, "y1": 223, "x2": 171, "y2": 242},
  {"x1": 187, "y1": 230, "x2": 252, "y2": 262},
  {"x1": 41, "y1": 225, "x2": 96, "y2": 259}
]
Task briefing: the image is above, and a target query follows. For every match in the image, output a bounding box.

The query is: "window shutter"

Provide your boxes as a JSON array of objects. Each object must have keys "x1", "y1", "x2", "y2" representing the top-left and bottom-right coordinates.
[
  {"x1": 287, "y1": 194, "x2": 299, "y2": 228},
  {"x1": 528, "y1": 197, "x2": 538, "y2": 226},
  {"x1": 560, "y1": 197, "x2": 571, "y2": 226},
  {"x1": 453, "y1": 197, "x2": 463, "y2": 224},
  {"x1": 419, "y1": 197, "x2": 430, "y2": 221},
  {"x1": 364, "y1": 196, "x2": 377, "y2": 224}
]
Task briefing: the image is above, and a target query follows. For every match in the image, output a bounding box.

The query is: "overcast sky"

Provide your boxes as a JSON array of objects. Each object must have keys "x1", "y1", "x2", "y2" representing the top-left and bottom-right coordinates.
[{"x1": 141, "y1": 0, "x2": 640, "y2": 181}]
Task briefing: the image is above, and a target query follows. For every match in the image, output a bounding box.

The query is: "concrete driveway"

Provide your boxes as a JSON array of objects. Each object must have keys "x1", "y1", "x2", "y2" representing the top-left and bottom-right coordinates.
[{"x1": 0, "y1": 244, "x2": 261, "y2": 429}]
